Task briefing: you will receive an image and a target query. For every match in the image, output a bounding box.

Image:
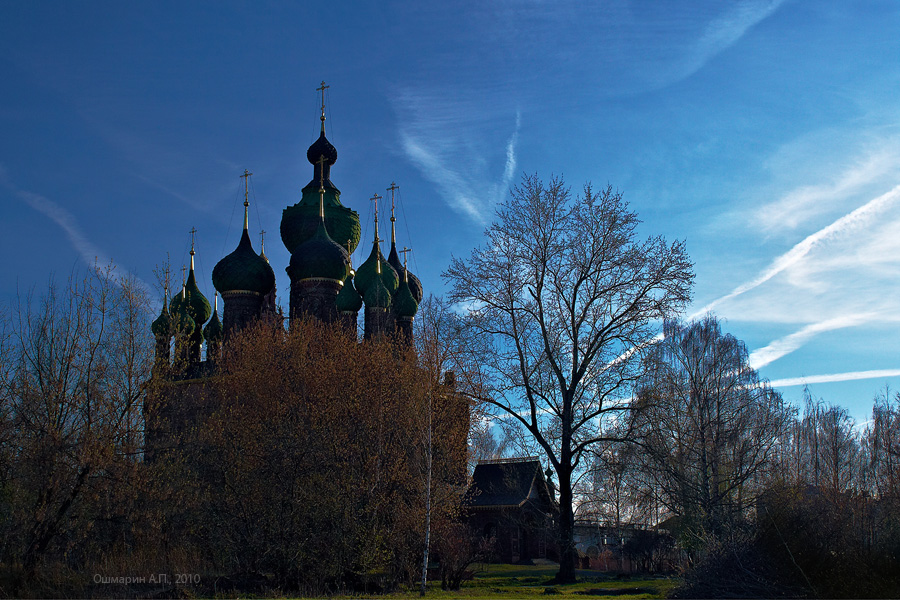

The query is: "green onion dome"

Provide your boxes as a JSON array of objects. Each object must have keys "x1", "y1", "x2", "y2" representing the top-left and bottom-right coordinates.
[
  {"x1": 169, "y1": 287, "x2": 185, "y2": 321},
  {"x1": 288, "y1": 220, "x2": 350, "y2": 282},
  {"x1": 307, "y1": 130, "x2": 337, "y2": 182},
  {"x1": 336, "y1": 273, "x2": 363, "y2": 313},
  {"x1": 354, "y1": 241, "x2": 399, "y2": 299},
  {"x1": 388, "y1": 243, "x2": 423, "y2": 304},
  {"x1": 394, "y1": 273, "x2": 418, "y2": 318},
  {"x1": 363, "y1": 269, "x2": 392, "y2": 309},
  {"x1": 151, "y1": 297, "x2": 172, "y2": 338},
  {"x1": 170, "y1": 267, "x2": 211, "y2": 333},
  {"x1": 280, "y1": 132, "x2": 361, "y2": 255},
  {"x1": 183, "y1": 266, "x2": 211, "y2": 327},
  {"x1": 212, "y1": 229, "x2": 276, "y2": 295},
  {"x1": 203, "y1": 308, "x2": 223, "y2": 343},
  {"x1": 170, "y1": 300, "x2": 196, "y2": 336}
]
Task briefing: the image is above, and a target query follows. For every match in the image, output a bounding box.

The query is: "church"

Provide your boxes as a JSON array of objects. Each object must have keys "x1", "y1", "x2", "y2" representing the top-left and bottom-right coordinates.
[
  {"x1": 149, "y1": 84, "x2": 423, "y2": 376},
  {"x1": 143, "y1": 85, "x2": 448, "y2": 466}
]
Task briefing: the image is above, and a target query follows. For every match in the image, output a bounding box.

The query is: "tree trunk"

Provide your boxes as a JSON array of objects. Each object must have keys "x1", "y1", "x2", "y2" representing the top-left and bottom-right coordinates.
[
  {"x1": 420, "y1": 395, "x2": 433, "y2": 596},
  {"x1": 556, "y1": 467, "x2": 577, "y2": 583}
]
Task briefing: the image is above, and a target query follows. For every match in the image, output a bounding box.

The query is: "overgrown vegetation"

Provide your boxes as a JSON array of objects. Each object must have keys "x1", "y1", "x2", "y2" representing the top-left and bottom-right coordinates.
[{"x1": 0, "y1": 267, "x2": 469, "y2": 597}]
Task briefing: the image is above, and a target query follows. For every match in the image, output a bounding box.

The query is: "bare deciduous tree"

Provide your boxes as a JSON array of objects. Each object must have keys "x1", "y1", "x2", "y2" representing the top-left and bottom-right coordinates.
[
  {"x1": 633, "y1": 316, "x2": 793, "y2": 539},
  {"x1": 445, "y1": 174, "x2": 693, "y2": 582},
  {"x1": 0, "y1": 266, "x2": 153, "y2": 579}
]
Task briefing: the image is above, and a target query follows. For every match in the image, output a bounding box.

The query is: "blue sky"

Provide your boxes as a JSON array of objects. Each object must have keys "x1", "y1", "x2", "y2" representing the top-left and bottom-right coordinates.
[{"x1": 2, "y1": 1, "x2": 898, "y2": 423}]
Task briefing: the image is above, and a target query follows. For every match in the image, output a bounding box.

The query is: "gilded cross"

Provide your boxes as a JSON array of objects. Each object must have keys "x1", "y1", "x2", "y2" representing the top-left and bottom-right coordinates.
[
  {"x1": 240, "y1": 169, "x2": 252, "y2": 206},
  {"x1": 370, "y1": 193, "x2": 382, "y2": 243},
  {"x1": 317, "y1": 81, "x2": 329, "y2": 123}
]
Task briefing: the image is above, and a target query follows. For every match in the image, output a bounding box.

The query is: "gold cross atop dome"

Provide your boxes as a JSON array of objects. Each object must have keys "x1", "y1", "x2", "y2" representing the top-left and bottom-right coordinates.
[
  {"x1": 240, "y1": 170, "x2": 252, "y2": 230},
  {"x1": 370, "y1": 193, "x2": 382, "y2": 244},
  {"x1": 387, "y1": 182, "x2": 399, "y2": 244},
  {"x1": 399, "y1": 248, "x2": 412, "y2": 282},
  {"x1": 317, "y1": 81, "x2": 329, "y2": 130}
]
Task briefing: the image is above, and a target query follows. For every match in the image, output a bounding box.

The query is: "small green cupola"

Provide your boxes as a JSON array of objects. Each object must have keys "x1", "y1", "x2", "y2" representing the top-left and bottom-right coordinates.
[
  {"x1": 151, "y1": 295, "x2": 172, "y2": 338},
  {"x1": 213, "y1": 171, "x2": 276, "y2": 296},
  {"x1": 288, "y1": 156, "x2": 350, "y2": 282},
  {"x1": 355, "y1": 193, "x2": 399, "y2": 298},
  {"x1": 336, "y1": 255, "x2": 363, "y2": 313},
  {"x1": 170, "y1": 289, "x2": 197, "y2": 335},
  {"x1": 386, "y1": 183, "x2": 423, "y2": 303},
  {"x1": 394, "y1": 268, "x2": 418, "y2": 318},
  {"x1": 356, "y1": 240, "x2": 398, "y2": 298},
  {"x1": 170, "y1": 233, "x2": 211, "y2": 332},
  {"x1": 203, "y1": 295, "x2": 223, "y2": 344},
  {"x1": 364, "y1": 260, "x2": 392, "y2": 309},
  {"x1": 388, "y1": 243, "x2": 423, "y2": 304}
]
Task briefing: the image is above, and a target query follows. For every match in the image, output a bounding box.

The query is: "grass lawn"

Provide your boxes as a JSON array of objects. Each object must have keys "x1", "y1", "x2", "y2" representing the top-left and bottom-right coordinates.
[{"x1": 382, "y1": 563, "x2": 677, "y2": 599}]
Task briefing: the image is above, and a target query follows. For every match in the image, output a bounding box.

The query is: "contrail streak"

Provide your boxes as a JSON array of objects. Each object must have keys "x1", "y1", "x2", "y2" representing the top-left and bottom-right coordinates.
[
  {"x1": 693, "y1": 183, "x2": 900, "y2": 317},
  {"x1": 769, "y1": 369, "x2": 900, "y2": 388}
]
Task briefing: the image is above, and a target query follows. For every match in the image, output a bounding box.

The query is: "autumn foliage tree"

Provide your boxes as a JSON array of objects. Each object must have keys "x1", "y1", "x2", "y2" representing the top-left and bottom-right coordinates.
[{"x1": 190, "y1": 317, "x2": 467, "y2": 593}]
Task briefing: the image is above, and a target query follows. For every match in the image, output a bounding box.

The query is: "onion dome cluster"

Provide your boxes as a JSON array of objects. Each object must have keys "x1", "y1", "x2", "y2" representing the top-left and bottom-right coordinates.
[{"x1": 212, "y1": 229, "x2": 276, "y2": 296}]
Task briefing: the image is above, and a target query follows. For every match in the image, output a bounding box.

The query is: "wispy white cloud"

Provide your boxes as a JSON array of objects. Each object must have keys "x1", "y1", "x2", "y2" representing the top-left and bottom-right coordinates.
[
  {"x1": 770, "y1": 369, "x2": 900, "y2": 388},
  {"x1": 0, "y1": 168, "x2": 151, "y2": 293},
  {"x1": 748, "y1": 313, "x2": 878, "y2": 369},
  {"x1": 398, "y1": 98, "x2": 520, "y2": 224},
  {"x1": 672, "y1": 0, "x2": 786, "y2": 84}
]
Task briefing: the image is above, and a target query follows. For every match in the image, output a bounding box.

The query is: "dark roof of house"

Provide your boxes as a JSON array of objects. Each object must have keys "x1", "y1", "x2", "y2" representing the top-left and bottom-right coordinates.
[{"x1": 466, "y1": 458, "x2": 556, "y2": 510}]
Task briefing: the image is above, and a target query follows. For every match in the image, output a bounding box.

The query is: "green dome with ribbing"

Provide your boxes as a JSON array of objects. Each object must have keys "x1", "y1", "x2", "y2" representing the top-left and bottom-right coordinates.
[
  {"x1": 364, "y1": 270, "x2": 392, "y2": 309},
  {"x1": 212, "y1": 229, "x2": 276, "y2": 295},
  {"x1": 151, "y1": 297, "x2": 172, "y2": 338},
  {"x1": 355, "y1": 241, "x2": 399, "y2": 299},
  {"x1": 203, "y1": 308, "x2": 223, "y2": 343},
  {"x1": 280, "y1": 130, "x2": 360, "y2": 255},
  {"x1": 336, "y1": 273, "x2": 363, "y2": 313},
  {"x1": 394, "y1": 275, "x2": 418, "y2": 318},
  {"x1": 288, "y1": 220, "x2": 350, "y2": 282}
]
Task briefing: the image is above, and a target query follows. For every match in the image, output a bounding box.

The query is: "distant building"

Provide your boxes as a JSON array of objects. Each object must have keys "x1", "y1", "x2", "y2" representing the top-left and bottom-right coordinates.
[{"x1": 465, "y1": 457, "x2": 559, "y2": 563}]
